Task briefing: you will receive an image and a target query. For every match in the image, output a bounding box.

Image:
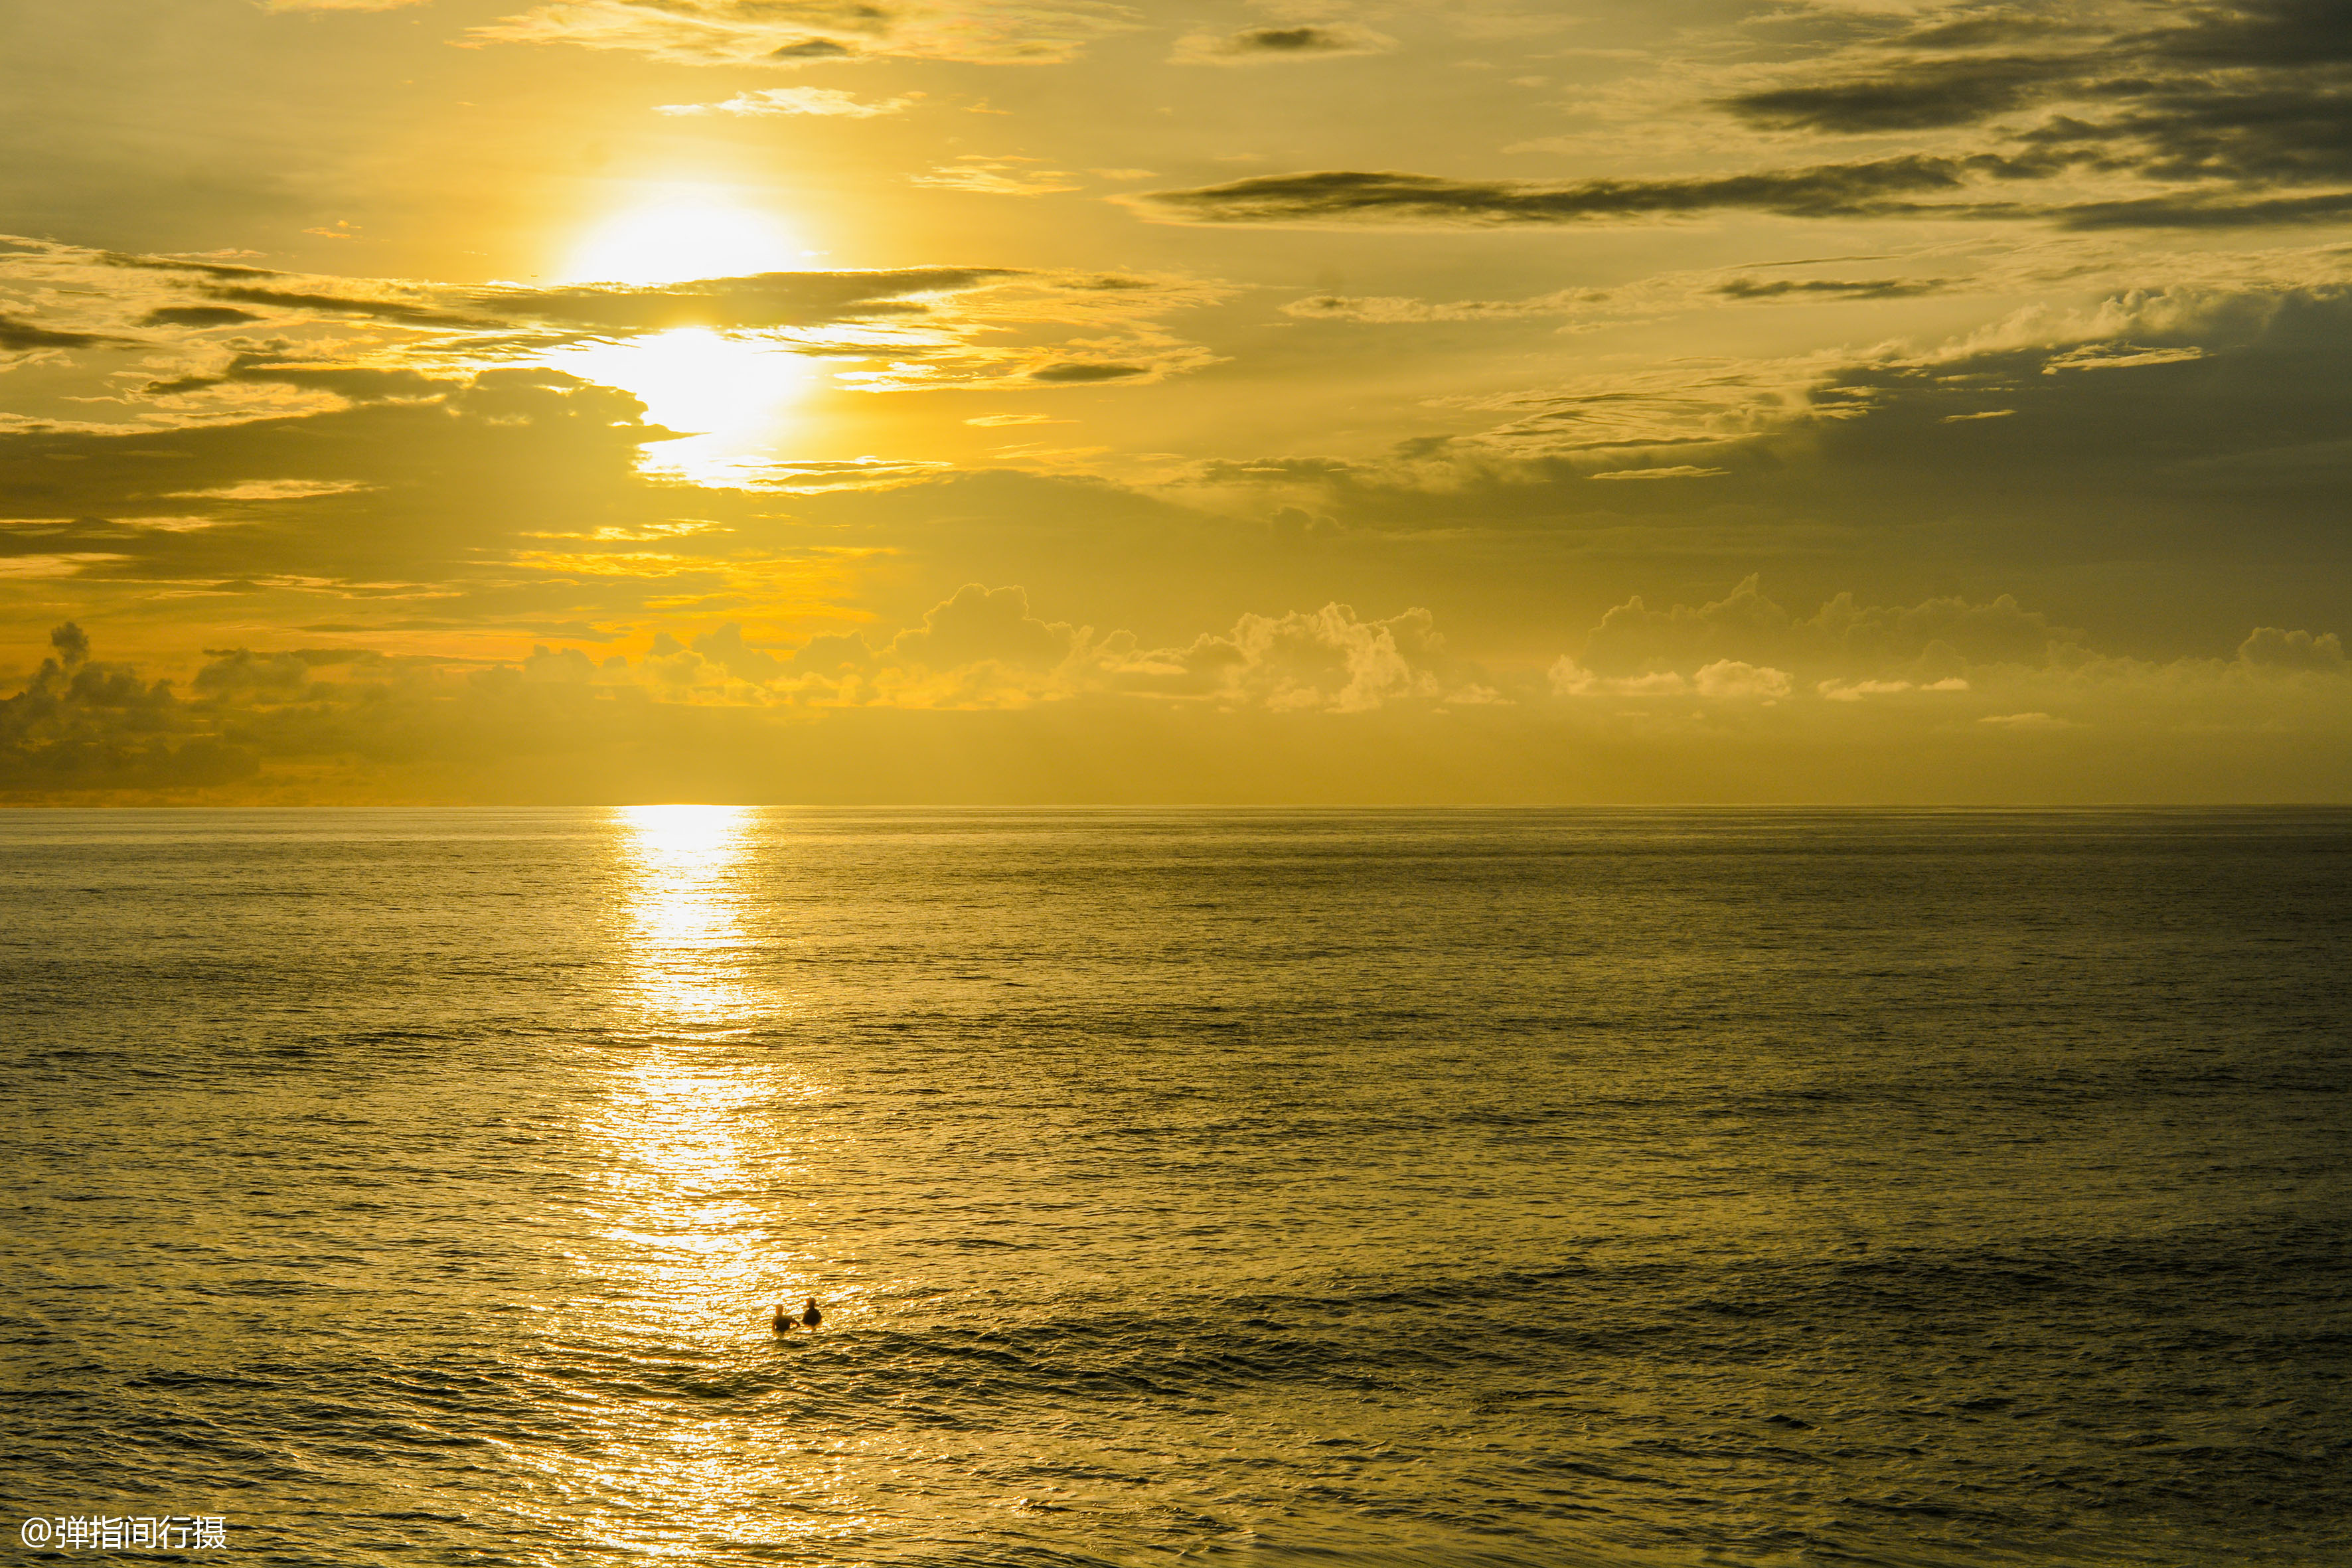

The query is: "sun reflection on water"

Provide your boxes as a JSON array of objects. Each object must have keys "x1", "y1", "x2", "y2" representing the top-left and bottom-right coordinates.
[
  {"x1": 616, "y1": 803, "x2": 758, "y2": 1030},
  {"x1": 534, "y1": 807, "x2": 859, "y2": 1557},
  {"x1": 588, "y1": 805, "x2": 824, "y2": 1341},
  {"x1": 601, "y1": 805, "x2": 798, "y2": 1323}
]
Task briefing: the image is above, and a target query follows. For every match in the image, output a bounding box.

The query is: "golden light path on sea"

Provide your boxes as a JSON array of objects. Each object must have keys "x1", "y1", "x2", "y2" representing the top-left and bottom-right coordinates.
[
  {"x1": 541, "y1": 805, "x2": 857, "y2": 1559},
  {"x1": 616, "y1": 802, "x2": 759, "y2": 1029},
  {"x1": 601, "y1": 803, "x2": 773, "y2": 1356}
]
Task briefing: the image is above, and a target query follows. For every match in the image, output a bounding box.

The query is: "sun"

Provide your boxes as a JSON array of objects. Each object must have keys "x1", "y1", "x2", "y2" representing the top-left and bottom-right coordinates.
[
  {"x1": 564, "y1": 191, "x2": 801, "y2": 286},
  {"x1": 552, "y1": 327, "x2": 815, "y2": 485},
  {"x1": 558, "y1": 327, "x2": 811, "y2": 435},
  {"x1": 550, "y1": 189, "x2": 819, "y2": 481}
]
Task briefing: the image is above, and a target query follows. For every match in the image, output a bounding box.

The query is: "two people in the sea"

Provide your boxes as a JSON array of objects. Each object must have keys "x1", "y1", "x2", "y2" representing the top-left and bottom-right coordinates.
[{"x1": 773, "y1": 1298, "x2": 823, "y2": 1334}]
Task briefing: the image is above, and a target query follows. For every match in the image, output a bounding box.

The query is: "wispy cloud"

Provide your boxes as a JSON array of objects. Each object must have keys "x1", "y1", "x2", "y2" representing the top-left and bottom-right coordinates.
[
  {"x1": 1589, "y1": 465, "x2": 1729, "y2": 480},
  {"x1": 167, "y1": 480, "x2": 380, "y2": 501},
  {"x1": 1170, "y1": 23, "x2": 1395, "y2": 65},
  {"x1": 910, "y1": 159, "x2": 1083, "y2": 196},
  {"x1": 1133, "y1": 159, "x2": 2001, "y2": 226},
  {"x1": 467, "y1": 0, "x2": 1134, "y2": 68},
  {"x1": 655, "y1": 87, "x2": 917, "y2": 117},
  {"x1": 0, "y1": 238, "x2": 1229, "y2": 425}
]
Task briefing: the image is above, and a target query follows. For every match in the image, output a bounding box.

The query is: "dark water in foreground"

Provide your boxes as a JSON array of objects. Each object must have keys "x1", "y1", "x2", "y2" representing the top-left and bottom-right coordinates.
[{"x1": 3, "y1": 808, "x2": 2347, "y2": 1567}]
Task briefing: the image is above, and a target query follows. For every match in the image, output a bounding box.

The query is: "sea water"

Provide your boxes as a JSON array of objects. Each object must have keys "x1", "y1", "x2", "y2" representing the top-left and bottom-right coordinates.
[{"x1": 3, "y1": 807, "x2": 2347, "y2": 1567}]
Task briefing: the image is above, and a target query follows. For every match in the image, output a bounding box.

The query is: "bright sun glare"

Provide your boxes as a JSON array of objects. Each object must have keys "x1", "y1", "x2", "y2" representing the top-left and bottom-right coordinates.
[
  {"x1": 565, "y1": 193, "x2": 799, "y2": 287},
  {"x1": 552, "y1": 193, "x2": 817, "y2": 483},
  {"x1": 558, "y1": 327, "x2": 812, "y2": 469}
]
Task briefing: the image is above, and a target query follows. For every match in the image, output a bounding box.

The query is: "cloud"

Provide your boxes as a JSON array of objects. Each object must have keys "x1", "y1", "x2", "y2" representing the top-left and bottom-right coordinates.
[
  {"x1": 1524, "y1": 583, "x2": 2352, "y2": 789},
  {"x1": 1279, "y1": 265, "x2": 1960, "y2": 330},
  {"x1": 467, "y1": 0, "x2": 1133, "y2": 68},
  {"x1": 2239, "y1": 626, "x2": 2348, "y2": 669},
  {"x1": 92, "y1": 250, "x2": 278, "y2": 280},
  {"x1": 1171, "y1": 23, "x2": 1395, "y2": 64},
  {"x1": 1771, "y1": 283, "x2": 2352, "y2": 531},
  {"x1": 1575, "y1": 576, "x2": 2077, "y2": 680},
  {"x1": 1589, "y1": 465, "x2": 1728, "y2": 480},
  {"x1": 1545, "y1": 654, "x2": 1791, "y2": 700},
  {"x1": 9, "y1": 602, "x2": 2351, "y2": 804},
  {"x1": 167, "y1": 480, "x2": 378, "y2": 501},
  {"x1": 1700, "y1": 0, "x2": 2352, "y2": 229},
  {"x1": 774, "y1": 586, "x2": 1074, "y2": 705},
  {"x1": 1258, "y1": 3, "x2": 2352, "y2": 245},
  {"x1": 0, "y1": 239, "x2": 1225, "y2": 420},
  {"x1": 1150, "y1": 603, "x2": 1459, "y2": 712},
  {"x1": 2051, "y1": 190, "x2": 2352, "y2": 230},
  {"x1": 1131, "y1": 157, "x2": 1999, "y2": 226},
  {"x1": 1278, "y1": 277, "x2": 2352, "y2": 503},
  {"x1": 140, "y1": 306, "x2": 264, "y2": 328},
  {"x1": 909, "y1": 160, "x2": 1082, "y2": 196},
  {"x1": 0, "y1": 626, "x2": 258, "y2": 792},
  {"x1": 1723, "y1": 55, "x2": 2075, "y2": 134},
  {"x1": 655, "y1": 87, "x2": 916, "y2": 117},
  {"x1": 49, "y1": 623, "x2": 89, "y2": 665},
  {"x1": 1280, "y1": 289, "x2": 1605, "y2": 323},
  {"x1": 771, "y1": 588, "x2": 1483, "y2": 712},
  {"x1": 0, "y1": 554, "x2": 131, "y2": 579},
  {"x1": 193, "y1": 283, "x2": 481, "y2": 325},
  {"x1": 1695, "y1": 659, "x2": 1792, "y2": 699},
  {"x1": 1437, "y1": 352, "x2": 1860, "y2": 458},
  {"x1": 1820, "y1": 676, "x2": 1971, "y2": 701},
  {"x1": 887, "y1": 583, "x2": 1077, "y2": 668},
  {"x1": 1713, "y1": 276, "x2": 1952, "y2": 299},
  {"x1": 478, "y1": 268, "x2": 1013, "y2": 329},
  {"x1": 1179, "y1": 272, "x2": 2352, "y2": 657},
  {"x1": 2040, "y1": 342, "x2": 2205, "y2": 372},
  {"x1": 1027, "y1": 361, "x2": 1149, "y2": 382},
  {"x1": 0, "y1": 364, "x2": 694, "y2": 597},
  {"x1": 1135, "y1": 159, "x2": 2352, "y2": 235},
  {"x1": 0, "y1": 313, "x2": 113, "y2": 351},
  {"x1": 690, "y1": 622, "x2": 789, "y2": 682}
]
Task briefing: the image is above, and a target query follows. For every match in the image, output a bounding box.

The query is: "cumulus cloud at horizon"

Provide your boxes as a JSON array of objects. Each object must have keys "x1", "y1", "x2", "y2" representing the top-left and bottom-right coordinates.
[{"x1": 10, "y1": 567, "x2": 2350, "y2": 803}]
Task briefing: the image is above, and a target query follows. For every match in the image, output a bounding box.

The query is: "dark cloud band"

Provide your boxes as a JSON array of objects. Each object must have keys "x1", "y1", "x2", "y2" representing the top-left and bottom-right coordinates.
[
  {"x1": 477, "y1": 268, "x2": 1017, "y2": 331},
  {"x1": 1135, "y1": 158, "x2": 1990, "y2": 226},
  {"x1": 1719, "y1": 0, "x2": 2352, "y2": 208}
]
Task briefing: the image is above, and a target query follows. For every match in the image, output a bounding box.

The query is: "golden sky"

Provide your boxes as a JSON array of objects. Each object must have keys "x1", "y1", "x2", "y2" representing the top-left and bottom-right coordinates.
[{"x1": 2, "y1": 0, "x2": 2349, "y2": 801}]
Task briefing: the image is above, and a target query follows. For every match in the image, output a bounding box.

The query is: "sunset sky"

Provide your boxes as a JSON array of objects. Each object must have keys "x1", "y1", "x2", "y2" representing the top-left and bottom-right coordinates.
[{"x1": 3, "y1": 0, "x2": 2349, "y2": 801}]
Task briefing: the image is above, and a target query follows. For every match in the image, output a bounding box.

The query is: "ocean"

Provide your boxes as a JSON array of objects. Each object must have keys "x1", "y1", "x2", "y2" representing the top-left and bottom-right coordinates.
[{"x1": 3, "y1": 807, "x2": 2347, "y2": 1567}]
